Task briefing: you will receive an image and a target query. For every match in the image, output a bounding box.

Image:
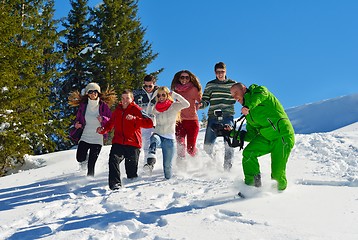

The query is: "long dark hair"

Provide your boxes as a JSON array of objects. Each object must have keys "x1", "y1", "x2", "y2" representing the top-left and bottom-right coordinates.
[{"x1": 170, "y1": 70, "x2": 202, "y2": 96}]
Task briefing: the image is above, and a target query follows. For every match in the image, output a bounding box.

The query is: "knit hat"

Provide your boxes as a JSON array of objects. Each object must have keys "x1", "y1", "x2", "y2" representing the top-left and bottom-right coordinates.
[{"x1": 85, "y1": 82, "x2": 101, "y2": 94}]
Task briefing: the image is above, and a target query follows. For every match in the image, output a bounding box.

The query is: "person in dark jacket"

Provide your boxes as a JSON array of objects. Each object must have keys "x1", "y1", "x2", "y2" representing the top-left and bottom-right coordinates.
[
  {"x1": 133, "y1": 74, "x2": 158, "y2": 162},
  {"x1": 229, "y1": 82, "x2": 295, "y2": 190},
  {"x1": 68, "y1": 82, "x2": 116, "y2": 176},
  {"x1": 97, "y1": 89, "x2": 154, "y2": 190}
]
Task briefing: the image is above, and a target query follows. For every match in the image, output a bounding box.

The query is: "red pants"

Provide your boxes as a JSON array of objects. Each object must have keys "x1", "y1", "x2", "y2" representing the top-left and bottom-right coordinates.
[{"x1": 175, "y1": 120, "x2": 199, "y2": 158}]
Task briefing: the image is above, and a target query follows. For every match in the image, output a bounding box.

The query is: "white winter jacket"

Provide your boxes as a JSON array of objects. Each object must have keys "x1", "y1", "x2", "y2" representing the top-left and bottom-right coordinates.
[{"x1": 152, "y1": 92, "x2": 190, "y2": 139}]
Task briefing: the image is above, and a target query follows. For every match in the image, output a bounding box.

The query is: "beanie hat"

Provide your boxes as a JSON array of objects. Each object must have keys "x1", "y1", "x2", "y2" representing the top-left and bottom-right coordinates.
[{"x1": 85, "y1": 82, "x2": 101, "y2": 94}]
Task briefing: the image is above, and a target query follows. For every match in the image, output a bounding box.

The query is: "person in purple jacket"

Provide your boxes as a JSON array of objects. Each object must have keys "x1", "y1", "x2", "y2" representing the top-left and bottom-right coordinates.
[{"x1": 69, "y1": 83, "x2": 116, "y2": 176}]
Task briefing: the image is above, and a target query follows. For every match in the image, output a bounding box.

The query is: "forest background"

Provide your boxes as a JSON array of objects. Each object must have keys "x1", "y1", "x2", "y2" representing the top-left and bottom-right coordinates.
[{"x1": 0, "y1": 0, "x2": 161, "y2": 175}]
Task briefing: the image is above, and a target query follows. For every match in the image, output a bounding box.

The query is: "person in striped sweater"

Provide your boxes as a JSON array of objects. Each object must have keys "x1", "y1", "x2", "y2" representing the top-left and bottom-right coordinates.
[{"x1": 199, "y1": 62, "x2": 236, "y2": 171}]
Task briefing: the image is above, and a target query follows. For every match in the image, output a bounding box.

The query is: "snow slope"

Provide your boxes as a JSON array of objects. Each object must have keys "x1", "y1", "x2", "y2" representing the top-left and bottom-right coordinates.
[
  {"x1": 1, "y1": 125, "x2": 358, "y2": 239},
  {"x1": 2, "y1": 93, "x2": 358, "y2": 239},
  {"x1": 286, "y1": 93, "x2": 358, "y2": 134}
]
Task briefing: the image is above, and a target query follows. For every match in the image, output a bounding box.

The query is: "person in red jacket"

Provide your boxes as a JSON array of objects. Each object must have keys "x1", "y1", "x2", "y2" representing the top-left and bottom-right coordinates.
[{"x1": 97, "y1": 89, "x2": 153, "y2": 190}]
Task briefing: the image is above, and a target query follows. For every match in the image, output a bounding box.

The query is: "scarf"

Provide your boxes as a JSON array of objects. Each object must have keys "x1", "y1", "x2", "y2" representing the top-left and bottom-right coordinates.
[
  {"x1": 174, "y1": 82, "x2": 194, "y2": 93},
  {"x1": 87, "y1": 98, "x2": 100, "y2": 113},
  {"x1": 155, "y1": 99, "x2": 173, "y2": 112}
]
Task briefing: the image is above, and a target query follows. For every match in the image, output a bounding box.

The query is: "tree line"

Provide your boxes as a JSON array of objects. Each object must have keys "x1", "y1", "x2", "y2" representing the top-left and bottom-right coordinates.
[{"x1": 0, "y1": 0, "x2": 162, "y2": 176}]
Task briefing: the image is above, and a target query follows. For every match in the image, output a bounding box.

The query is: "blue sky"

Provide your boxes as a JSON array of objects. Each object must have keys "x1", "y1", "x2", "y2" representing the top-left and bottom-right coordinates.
[{"x1": 55, "y1": 0, "x2": 358, "y2": 116}]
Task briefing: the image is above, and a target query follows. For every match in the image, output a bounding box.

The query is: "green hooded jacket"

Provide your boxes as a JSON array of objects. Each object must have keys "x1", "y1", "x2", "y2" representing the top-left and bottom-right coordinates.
[{"x1": 243, "y1": 84, "x2": 294, "y2": 141}]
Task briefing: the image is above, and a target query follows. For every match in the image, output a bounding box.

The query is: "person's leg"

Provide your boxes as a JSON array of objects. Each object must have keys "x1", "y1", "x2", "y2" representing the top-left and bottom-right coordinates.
[
  {"x1": 146, "y1": 134, "x2": 161, "y2": 166},
  {"x1": 271, "y1": 134, "x2": 295, "y2": 190},
  {"x1": 108, "y1": 144, "x2": 125, "y2": 190},
  {"x1": 124, "y1": 146, "x2": 141, "y2": 179},
  {"x1": 87, "y1": 144, "x2": 102, "y2": 176},
  {"x1": 203, "y1": 117, "x2": 218, "y2": 157},
  {"x1": 161, "y1": 137, "x2": 175, "y2": 179},
  {"x1": 222, "y1": 116, "x2": 234, "y2": 170},
  {"x1": 242, "y1": 135, "x2": 271, "y2": 186},
  {"x1": 185, "y1": 120, "x2": 199, "y2": 157},
  {"x1": 76, "y1": 141, "x2": 89, "y2": 163},
  {"x1": 141, "y1": 128, "x2": 153, "y2": 161},
  {"x1": 175, "y1": 121, "x2": 186, "y2": 159}
]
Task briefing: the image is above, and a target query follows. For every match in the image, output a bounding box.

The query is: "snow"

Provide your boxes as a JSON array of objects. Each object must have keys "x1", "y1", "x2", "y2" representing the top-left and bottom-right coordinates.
[
  {"x1": 1, "y1": 94, "x2": 358, "y2": 240},
  {"x1": 286, "y1": 93, "x2": 358, "y2": 134}
]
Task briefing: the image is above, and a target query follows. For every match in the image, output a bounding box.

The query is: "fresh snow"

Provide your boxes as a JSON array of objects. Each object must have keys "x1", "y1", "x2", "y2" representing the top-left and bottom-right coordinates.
[
  {"x1": 286, "y1": 93, "x2": 358, "y2": 134},
  {"x1": 1, "y1": 94, "x2": 358, "y2": 240}
]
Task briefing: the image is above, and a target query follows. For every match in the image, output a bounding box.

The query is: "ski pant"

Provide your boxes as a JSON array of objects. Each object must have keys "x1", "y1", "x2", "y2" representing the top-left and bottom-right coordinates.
[
  {"x1": 108, "y1": 144, "x2": 140, "y2": 189},
  {"x1": 204, "y1": 116, "x2": 234, "y2": 169},
  {"x1": 76, "y1": 140, "x2": 102, "y2": 176},
  {"x1": 175, "y1": 119, "x2": 199, "y2": 158},
  {"x1": 148, "y1": 134, "x2": 174, "y2": 179},
  {"x1": 141, "y1": 127, "x2": 154, "y2": 162},
  {"x1": 242, "y1": 134, "x2": 295, "y2": 190}
]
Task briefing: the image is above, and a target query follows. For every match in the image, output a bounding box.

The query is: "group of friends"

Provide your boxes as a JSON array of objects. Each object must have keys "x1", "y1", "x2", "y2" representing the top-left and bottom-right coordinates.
[{"x1": 69, "y1": 62, "x2": 295, "y2": 191}]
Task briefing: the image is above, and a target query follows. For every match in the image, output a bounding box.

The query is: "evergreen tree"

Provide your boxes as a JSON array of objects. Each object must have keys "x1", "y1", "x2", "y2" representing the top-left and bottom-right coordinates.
[
  {"x1": 89, "y1": 0, "x2": 162, "y2": 93},
  {"x1": 0, "y1": 0, "x2": 63, "y2": 175},
  {"x1": 61, "y1": 0, "x2": 92, "y2": 97},
  {"x1": 54, "y1": 0, "x2": 93, "y2": 149}
]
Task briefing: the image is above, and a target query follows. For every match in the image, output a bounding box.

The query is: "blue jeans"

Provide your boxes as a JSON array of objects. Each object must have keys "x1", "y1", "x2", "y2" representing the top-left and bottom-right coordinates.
[
  {"x1": 148, "y1": 134, "x2": 175, "y2": 179},
  {"x1": 204, "y1": 116, "x2": 234, "y2": 169}
]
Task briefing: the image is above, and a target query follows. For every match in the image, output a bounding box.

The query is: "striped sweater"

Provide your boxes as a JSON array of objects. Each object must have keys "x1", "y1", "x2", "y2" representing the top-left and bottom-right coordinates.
[{"x1": 200, "y1": 78, "x2": 236, "y2": 117}]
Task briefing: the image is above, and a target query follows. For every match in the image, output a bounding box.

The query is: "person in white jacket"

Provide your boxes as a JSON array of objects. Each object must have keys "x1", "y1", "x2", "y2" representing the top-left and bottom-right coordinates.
[{"x1": 144, "y1": 86, "x2": 190, "y2": 179}]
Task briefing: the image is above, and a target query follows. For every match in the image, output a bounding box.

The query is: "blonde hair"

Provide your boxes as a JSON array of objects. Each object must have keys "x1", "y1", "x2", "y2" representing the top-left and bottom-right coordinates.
[{"x1": 155, "y1": 86, "x2": 181, "y2": 122}]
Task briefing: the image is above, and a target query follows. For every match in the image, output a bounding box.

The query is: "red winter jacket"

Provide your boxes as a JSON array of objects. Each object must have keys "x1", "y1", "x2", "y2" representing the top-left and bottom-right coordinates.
[{"x1": 100, "y1": 101, "x2": 153, "y2": 148}]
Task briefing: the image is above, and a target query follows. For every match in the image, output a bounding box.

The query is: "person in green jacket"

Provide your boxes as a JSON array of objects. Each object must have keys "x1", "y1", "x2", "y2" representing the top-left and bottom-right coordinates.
[{"x1": 229, "y1": 82, "x2": 295, "y2": 190}]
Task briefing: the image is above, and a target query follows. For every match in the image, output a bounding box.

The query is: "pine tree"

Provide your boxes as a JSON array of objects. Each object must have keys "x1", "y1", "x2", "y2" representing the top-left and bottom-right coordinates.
[
  {"x1": 0, "y1": 0, "x2": 63, "y2": 175},
  {"x1": 54, "y1": 0, "x2": 93, "y2": 149},
  {"x1": 89, "y1": 0, "x2": 162, "y2": 93},
  {"x1": 61, "y1": 0, "x2": 92, "y2": 96}
]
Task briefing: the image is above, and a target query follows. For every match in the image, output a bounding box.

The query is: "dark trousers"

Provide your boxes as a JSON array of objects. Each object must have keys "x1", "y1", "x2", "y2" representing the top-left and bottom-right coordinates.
[
  {"x1": 108, "y1": 144, "x2": 140, "y2": 189},
  {"x1": 76, "y1": 141, "x2": 102, "y2": 176},
  {"x1": 204, "y1": 116, "x2": 234, "y2": 169}
]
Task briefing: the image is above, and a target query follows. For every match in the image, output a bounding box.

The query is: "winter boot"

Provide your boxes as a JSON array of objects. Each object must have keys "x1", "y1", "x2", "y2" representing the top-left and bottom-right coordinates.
[
  {"x1": 144, "y1": 152, "x2": 156, "y2": 174},
  {"x1": 79, "y1": 160, "x2": 87, "y2": 172},
  {"x1": 254, "y1": 174, "x2": 262, "y2": 187}
]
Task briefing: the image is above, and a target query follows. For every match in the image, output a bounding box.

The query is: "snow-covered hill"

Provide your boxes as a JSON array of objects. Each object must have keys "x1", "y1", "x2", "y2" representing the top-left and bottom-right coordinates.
[
  {"x1": 1, "y1": 125, "x2": 358, "y2": 239},
  {"x1": 286, "y1": 93, "x2": 358, "y2": 133},
  {"x1": 2, "y1": 93, "x2": 358, "y2": 239}
]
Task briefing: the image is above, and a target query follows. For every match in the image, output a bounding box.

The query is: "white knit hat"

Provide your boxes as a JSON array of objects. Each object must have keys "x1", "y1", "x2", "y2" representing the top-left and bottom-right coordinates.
[{"x1": 85, "y1": 82, "x2": 101, "y2": 94}]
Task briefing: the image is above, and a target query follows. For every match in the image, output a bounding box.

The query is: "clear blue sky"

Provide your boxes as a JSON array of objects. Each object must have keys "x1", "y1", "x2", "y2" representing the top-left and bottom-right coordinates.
[{"x1": 55, "y1": 0, "x2": 358, "y2": 116}]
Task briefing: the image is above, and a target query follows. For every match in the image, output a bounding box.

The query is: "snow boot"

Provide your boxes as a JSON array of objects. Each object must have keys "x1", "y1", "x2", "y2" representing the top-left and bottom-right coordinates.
[{"x1": 254, "y1": 174, "x2": 262, "y2": 187}]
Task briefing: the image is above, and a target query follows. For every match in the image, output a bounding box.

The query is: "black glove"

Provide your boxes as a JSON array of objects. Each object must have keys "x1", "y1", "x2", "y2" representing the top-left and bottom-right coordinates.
[
  {"x1": 238, "y1": 130, "x2": 246, "y2": 150},
  {"x1": 222, "y1": 124, "x2": 232, "y2": 137}
]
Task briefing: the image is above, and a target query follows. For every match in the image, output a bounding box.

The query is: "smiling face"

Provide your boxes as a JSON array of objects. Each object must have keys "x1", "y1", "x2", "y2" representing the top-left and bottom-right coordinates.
[
  {"x1": 87, "y1": 90, "x2": 99, "y2": 100},
  {"x1": 121, "y1": 93, "x2": 133, "y2": 109},
  {"x1": 156, "y1": 91, "x2": 168, "y2": 103},
  {"x1": 179, "y1": 72, "x2": 190, "y2": 85},
  {"x1": 215, "y1": 68, "x2": 226, "y2": 81},
  {"x1": 143, "y1": 80, "x2": 155, "y2": 93}
]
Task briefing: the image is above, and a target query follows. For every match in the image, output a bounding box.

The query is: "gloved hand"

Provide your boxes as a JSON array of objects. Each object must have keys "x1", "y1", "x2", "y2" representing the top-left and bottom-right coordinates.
[{"x1": 238, "y1": 130, "x2": 246, "y2": 150}]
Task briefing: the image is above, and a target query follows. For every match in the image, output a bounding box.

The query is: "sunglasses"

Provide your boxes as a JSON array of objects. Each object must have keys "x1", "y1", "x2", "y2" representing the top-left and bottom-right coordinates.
[
  {"x1": 180, "y1": 75, "x2": 190, "y2": 80},
  {"x1": 157, "y1": 93, "x2": 167, "y2": 98},
  {"x1": 144, "y1": 84, "x2": 153, "y2": 88},
  {"x1": 88, "y1": 90, "x2": 99, "y2": 94},
  {"x1": 215, "y1": 70, "x2": 225, "y2": 74}
]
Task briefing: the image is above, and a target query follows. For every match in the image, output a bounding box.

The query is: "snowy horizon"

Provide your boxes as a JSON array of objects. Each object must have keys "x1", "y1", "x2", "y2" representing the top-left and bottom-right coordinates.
[{"x1": 1, "y1": 93, "x2": 358, "y2": 239}]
